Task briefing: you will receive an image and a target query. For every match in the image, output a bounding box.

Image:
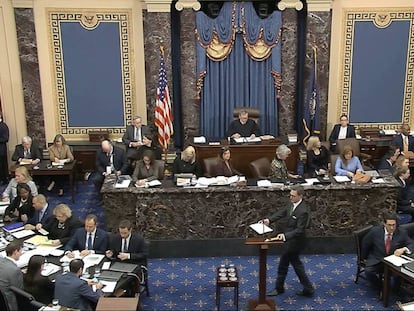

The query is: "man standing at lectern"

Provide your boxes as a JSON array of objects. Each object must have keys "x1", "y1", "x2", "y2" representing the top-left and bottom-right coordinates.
[
  {"x1": 227, "y1": 110, "x2": 260, "y2": 139},
  {"x1": 261, "y1": 185, "x2": 314, "y2": 297}
]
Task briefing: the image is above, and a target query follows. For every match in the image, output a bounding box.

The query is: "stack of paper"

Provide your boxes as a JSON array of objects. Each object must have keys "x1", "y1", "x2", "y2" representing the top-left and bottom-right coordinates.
[
  {"x1": 334, "y1": 176, "x2": 350, "y2": 183},
  {"x1": 25, "y1": 235, "x2": 53, "y2": 246},
  {"x1": 249, "y1": 223, "x2": 273, "y2": 234}
]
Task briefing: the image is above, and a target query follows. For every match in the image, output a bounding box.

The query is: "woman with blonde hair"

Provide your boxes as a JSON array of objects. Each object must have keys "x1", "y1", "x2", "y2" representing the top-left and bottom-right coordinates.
[
  {"x1": 334, "y1": 145, "x2": 363, "y2": 177},
  {"x1": 269, "y1": 144, "x2": 299, "y2": 180},
  {"x1": 306, "y1": 136, "x2": 330, "y2": 177},
  {"x1": 172, "y1": 146, "x2": 202, "y2": 177},
  {"x1": 2, "y1": 166, "x2": 38, "y2": 201}
]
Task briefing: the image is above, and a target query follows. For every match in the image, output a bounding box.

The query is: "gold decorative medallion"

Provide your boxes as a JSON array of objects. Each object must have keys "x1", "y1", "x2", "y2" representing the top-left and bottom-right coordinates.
[
  {"x1": 373, "y1": 13, "x2": 392, "y2": 28},
  {"x1": 80, "y1": 14, "x2": 100, "y2": 30}
]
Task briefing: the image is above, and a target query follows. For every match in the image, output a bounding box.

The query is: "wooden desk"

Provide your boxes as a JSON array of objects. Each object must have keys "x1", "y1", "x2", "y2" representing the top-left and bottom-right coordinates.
[
  {"x1": 359, "y1": 137, "x2": 393, "y2": 167},
  {"x1": 96, "y1": 297, "x2": 139, "y2": 311},
  {"x1": 10, "y1": 160, "x2": 77, "y2": 202},
  {"x1": 194, "y1": 142, "x2": 298, "y2": 178},
  {"x1": 382, "y1": 259, "x2": 414, "y2": 307}
]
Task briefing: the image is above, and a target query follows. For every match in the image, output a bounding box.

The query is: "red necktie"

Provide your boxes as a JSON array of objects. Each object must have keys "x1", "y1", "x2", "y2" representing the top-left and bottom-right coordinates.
[{"x1": 385, "y1": 234, "x2": 392, "y2": 254}]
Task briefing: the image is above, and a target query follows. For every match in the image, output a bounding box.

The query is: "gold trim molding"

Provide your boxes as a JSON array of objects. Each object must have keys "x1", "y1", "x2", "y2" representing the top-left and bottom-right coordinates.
[
  {"x1": 307, "y1": 0, "x2": 332, "y2": 12},
  {"x1": 339, "y1": 9, "x2": 414, "y2": 130},
  {"x1": 143, "y1": 0, "x2": 172, "y2": 12}
]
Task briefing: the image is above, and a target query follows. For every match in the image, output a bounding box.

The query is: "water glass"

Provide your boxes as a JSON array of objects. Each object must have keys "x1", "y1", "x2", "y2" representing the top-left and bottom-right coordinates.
[{"x1": 52, "y1": 298, "x2": 59, "y2": 307}]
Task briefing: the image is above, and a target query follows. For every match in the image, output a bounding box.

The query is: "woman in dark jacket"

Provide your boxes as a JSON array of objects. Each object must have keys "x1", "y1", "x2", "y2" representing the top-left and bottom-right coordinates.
[
  {"x1": 215, "y1": 147, "x2": 241, "y2": 177},
  {"x1": 23, "y1": 255, "x2": 55, "y2": 305},
  {"x1": 3, "y1": 183, "x2": 34, "y2": 223}
]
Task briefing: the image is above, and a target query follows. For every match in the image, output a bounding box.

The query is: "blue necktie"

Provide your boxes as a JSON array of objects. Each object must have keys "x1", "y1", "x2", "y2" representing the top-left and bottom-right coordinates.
[
  {"x1": 87, "y1": 234, "x2": 92, "y2": 250},
  {"x1": 38, "y1": 210, "x2": 44, "y2": 222}
]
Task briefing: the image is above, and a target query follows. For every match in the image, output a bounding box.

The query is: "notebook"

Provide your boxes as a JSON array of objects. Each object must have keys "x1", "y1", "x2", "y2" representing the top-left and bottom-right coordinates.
[
  {"x1": 3, "y1": 222, "x2": 24, "y2": 233},
  {"x1": 99, "y1": 270, "x2": 125, "y2": 281},
  {"x1": 110, "y1": 262, "x2": 138, "y2": 273}
]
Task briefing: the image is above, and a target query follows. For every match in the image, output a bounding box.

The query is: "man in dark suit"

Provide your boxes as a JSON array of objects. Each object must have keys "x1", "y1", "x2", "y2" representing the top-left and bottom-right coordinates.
[
  {"x1": 391, "y1": 124, "x2": 414, "y2": 153},
  {"x1": 0, "y1": 241, "x2": 24, "y2": 311},
  {"x1": 227, "y1": 110, "x2": 260, "y2": 139},
  {"x1": 106, "y1": 219, "x2": 147, "y2": 263},
  {"x1": 65, "y1": 214, "x2": 108, "y2": 257},
  {"x1": 122, "y1": 116, "x2": 151, "y2": 160},
  {"x1": 328, "y1": 114, "x2": 356, "y2": 151},
  {"x1": 262, "y1": 185, "x2": 314, "y2": 297},
  {"x1": 24, "y1": 194, "x2": 53, "y2": 230},
  {"x1": 92, "y1": 139, "x2": 129, "y2": 191},
  {"x1": 11, "y1": 135, "x2": 42, "y2": 164},
  {"x1": 0, "y1": 113, "x2": 9, "y2": 184},
  {"x1": 361, "y1": 211, "x2": 414, "y2": 295},
  {"x1": 55, "y1": 259, "x2": 104, "y2": 310}
]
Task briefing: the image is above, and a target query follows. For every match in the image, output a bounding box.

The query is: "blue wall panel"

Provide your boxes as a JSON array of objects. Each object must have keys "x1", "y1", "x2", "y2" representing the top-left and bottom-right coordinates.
[
  {"x1": 349, "y1": 20, "x2": 409, "y2": 123},
  {"x1": 61, "y1": 22, "x2": 124, "y2": 127}
]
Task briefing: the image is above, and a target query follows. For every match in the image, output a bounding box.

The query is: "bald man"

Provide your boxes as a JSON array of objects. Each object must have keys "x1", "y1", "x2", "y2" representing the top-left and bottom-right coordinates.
[{"x1": 92, "y1": 139, "x2": 129, "y2": 191}]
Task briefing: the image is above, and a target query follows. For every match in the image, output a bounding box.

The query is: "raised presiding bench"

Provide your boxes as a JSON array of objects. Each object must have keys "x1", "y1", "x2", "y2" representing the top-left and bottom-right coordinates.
[{"x1": 101, "y1": 175, "x2": 399, "y2": 240}]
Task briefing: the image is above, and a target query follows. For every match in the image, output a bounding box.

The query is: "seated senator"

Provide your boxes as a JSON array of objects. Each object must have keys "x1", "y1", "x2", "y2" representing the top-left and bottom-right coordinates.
[
  {"x1": 215, "y1": 146, "x2": 241, "y2": 177},
  {"x1": 172, "y1": 146, "x2": 202, "y2": 177},
  {"x1": 122, "y1": 116, "x2": 151, "y2": 160},
  {"x1": 334, "y1": 145, "x2": 363, "y2": 177},
  {"x1": 11, "y1": 135, "x2": 42, "y2": 164},
  {"x1": 135, "y1": 134, "x2": 163, "y2": 160},
  {"x1": 133, "y1": 150, "x2": 163, "y2": 186},
  {"x1": 3, "y1": 183, "x2": 34, "y2": 223},
  {"x1": 47, "y1": 134, "x2": 74, "y2": 196},
  {"x1": 361, "y1": 212, "x2": 414, "y2": 296},
  {"x1": 391, "y1": 123, "x2": 414, "y2": 153},
  {"x1": 65, "y1": 214, "x2": 108, "y2": 257},
  {"x1": 328, "y1": 115, "x2": 356, "y2": 151},
  {"x1": 306, "y1": 136, "x2": 330, "y2": 177},
  {"x1": 269, "y1": 144, "x2": 299, "y2": 180},
  {"x1": 92, "y1": 139, "x2": 129, "y2": 191},
  {"x1": 394, "y1": 166, "x2": 414, "y2": 220},
  {"x1": 23, "y1": 255, "x2": 55, "y2": 305},
  {"x1": 377, "y1": 148, "x2": 400, "y2": 173},
  {"x1": 43, "y1": 203, "x2": 83, "y2": 247},
  {"x1": 2, "y1": 166, "x2": 38, "y2": 202},
  {"x1": 227, "y1": 110, "x2": 260, "y2": 139}
]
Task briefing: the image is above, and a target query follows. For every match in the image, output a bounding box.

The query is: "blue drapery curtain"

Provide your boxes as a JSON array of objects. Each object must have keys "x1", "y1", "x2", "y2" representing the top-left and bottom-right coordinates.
[{"x1": 196, "y1": 2, "x2": 282, "y2": 138}]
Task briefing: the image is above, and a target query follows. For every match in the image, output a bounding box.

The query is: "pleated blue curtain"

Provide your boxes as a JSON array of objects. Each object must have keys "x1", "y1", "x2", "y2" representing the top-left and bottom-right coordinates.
[{"x1": 196, "y1": 2, "x2": 282, "y2": 138}]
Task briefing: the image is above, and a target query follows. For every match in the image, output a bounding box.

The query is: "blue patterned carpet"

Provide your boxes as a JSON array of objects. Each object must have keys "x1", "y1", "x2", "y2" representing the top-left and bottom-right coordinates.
[
  {"x1": 19, "y1": 181, "x2": 402, "y2": 310},
  {"x1": 141, "y1": 254, "x2": 397, "y2": 311}
]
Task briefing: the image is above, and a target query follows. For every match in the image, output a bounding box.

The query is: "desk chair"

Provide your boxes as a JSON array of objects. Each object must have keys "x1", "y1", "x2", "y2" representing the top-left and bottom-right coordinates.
[
  {"x1": 10, "y1": 286, "x2": 45, "y2": 311},
  {"x1": 233, "y1": 107, "x2": 260, "y2": 124},
  {"x1": 249, "y1": 157, "x2": 270, "y2": 178},
  {"x1": 335, "y1": 138, "x2": 373, "y2": 170},
  {"x1": 155, "y1": 159, "x2": 165, "y2": 180},
  {"x1": 0, "y1": 288, "x2": 10, "y2": 311},
  {"x1": 399, "y1": 222, "x2": 414, "y2": 239},
  {"x1": 353, "y1": 225, "x2": 373, "y2": 283},
  {"x1": 139, "y1": 239, "x2": 150, "y2": 296},
  {"x1": 203, "y1": 157, "x2": 218, "y2": 177}
]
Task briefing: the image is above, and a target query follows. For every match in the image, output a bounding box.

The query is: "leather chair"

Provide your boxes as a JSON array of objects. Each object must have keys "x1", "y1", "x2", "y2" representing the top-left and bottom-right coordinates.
[
  {"x1": 139, "y1": 239, "x2": 150, "y2": 296},
  {"x1": 335, "y1": 138, "x2": 373, "y2": 170},
  {"x1": 249, "y1": 157, "x2": 271, "y2": 178},
  {"x1": 0, "y1": 288, "x2": 10, "y2": 311},
  {"x1": 399, "y1": 222, "x2": 414, "y2": 239},
  {"x1": 353, "y1": 225, "x2": 373, "y2": 283},
  {"x1": 202, "y1": 157, "x2": 218, "y2": 177},
  {"x1": 10, "y1": 286, "x2": 45, "y2": 311},
  {"x1": 233, "y1": 107, "x2": 260, "y2": 124},
  {"x1": 155, "y1": 160, "x2": 165, "y2": 180}
]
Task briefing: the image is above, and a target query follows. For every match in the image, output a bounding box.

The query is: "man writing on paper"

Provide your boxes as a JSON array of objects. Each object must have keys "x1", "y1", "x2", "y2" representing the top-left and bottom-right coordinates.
[
  {"x1": 361, "y1": 212, "x2": 414, "y2": 297},
  {"x1": 227, "y1": 110, "x2": 260, "y2": 139},
  {"x1": 260, "y1": 185, "x2": 314, "y2": 297}
]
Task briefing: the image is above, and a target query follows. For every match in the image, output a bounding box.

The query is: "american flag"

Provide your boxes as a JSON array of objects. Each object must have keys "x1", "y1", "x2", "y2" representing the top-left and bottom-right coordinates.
[{"x1": 155, "y1": 47, "x2": 173, "y2": 151}]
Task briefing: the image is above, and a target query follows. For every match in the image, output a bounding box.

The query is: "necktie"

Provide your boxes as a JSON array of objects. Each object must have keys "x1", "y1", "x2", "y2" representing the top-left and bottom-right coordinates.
[
  {"x1": 385, "y1": 234, "x2": 392, "y2": 254},
  {"x1": 38, "y1": 210, "x2": 44, "y2": 222},
  {"x1": 404, "y1": 136, "x2": 409, "y2": 152},
  {"x1": 134, "y1": 128, "x2": 138, "y2": 141},
  {"x1": 87, "y1": 234, "x2": 92, "y2": 250},
  {"x1": 289, "y1": 205, "x2": 294, "y2": 216},
  {"x1": 122, "y1": 239, "x2": 128, "y2": 253}
]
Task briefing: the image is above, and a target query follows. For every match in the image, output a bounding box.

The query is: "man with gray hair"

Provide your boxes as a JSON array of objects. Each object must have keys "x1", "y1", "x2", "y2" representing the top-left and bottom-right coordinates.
[
  {"x1": 122, "y1": 116, "x2": 151, "y2": 160},
  {"x1": 11, "y1": 135, "x2": 42, "y2": 164}
]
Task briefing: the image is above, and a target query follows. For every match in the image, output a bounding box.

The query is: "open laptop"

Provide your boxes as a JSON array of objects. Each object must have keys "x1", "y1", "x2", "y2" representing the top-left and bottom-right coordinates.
[
  {"x1": 110, "y1": 262, "x2": 139, "y2": 273},
  {"x1": 99, "y1": 270, "x2": 125, "y2": 281}
]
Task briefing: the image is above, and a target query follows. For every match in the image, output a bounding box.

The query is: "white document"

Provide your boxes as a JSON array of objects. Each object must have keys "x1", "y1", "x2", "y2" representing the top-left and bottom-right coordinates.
[
  {"x1": 334, "y1": 176, "x2": 350, "y2": 183},
  {"x1": 227, "y1": 175, "x2": 239, "y2": 184},
  {"x1": 193, "y1": 136, "x2": 206, "y2": 144},
  {"x1": 365, "y1": 170, "x2": 380, "y2": 177},
  {"x1": 12, "y1": 229, "x2": 35, "y2": 239},
  {"x1": 257, "y1": 180, "x2": 272, "y2": 187},
  {"x1": 384, "y1": 254, "x2": 412, "y2": 267},
  {"x1": 197, "y1": 177, "x2": 217, "y2": 186},
  {"x1": 147, "y1": 179, "x2": 162, "y2": 187},
  {"x1": 234, "y1": 137, "x2": 261, "y2": 143},
  {"x1": 102, "y1": 261, "x2": 111, "y2": 270},
  {"x1": 384, "y1": 129, "x2": 396, "y2": 135},
  {"x1": 101, "y1": 280, "x2": 117, "y2": 293},
  {"x1": 249, "y1": 223, "x2": 273, "y2": 234},
  {"x1": 115, "y1": 179, "x2": 131, "y2": 188},
  {"x1": 304, "y1": 178, "x2": 319, "y2": 185},
  {"x1": 372, "y1": 178, "x2": 385, "y2": 184},
  {"x1": 41, "y1": 262, "x2": 61, "y2": 276}
]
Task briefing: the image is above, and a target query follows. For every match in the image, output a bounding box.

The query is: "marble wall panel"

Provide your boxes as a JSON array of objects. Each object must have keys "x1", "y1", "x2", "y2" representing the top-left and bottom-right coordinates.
[{"x1": 14, "y1": 9, "x2": 45, "y2": 147}]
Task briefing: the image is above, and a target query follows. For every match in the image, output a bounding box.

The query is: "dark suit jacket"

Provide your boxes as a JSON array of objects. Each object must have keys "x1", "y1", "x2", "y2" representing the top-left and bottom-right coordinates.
[
  {"x1": 55, "y1": 272, "x2": 103, "y2": 310},
  {"x1": 122, "y1": 124, "x2": 151, "y2": 146},
  {"x1": 377, "y1": 157, "x2": 394, "y2": 172},
  {"x1": 0, "y1": 257, "x2": 24, "y2": 311},
  {"x1": 108, "y1": 232, "x2": 147, "y2": 262},
  {"x1": 361, "y1": 225, "x2": 414, "y2": 266},
  {"x1": 4, "y1": 195, "x2": 34, "y2": 221},
  {"x1": 227, "y1": 119, "x2": 260, "y2": 137},
  {"x1": 391, "y1": 134, "x2": 414, "y2": 152},
  {"x1": 215, "y1": 160, "x2": 241, "y2": 177},
  {"x1": 27, "y1": 204, "x2": 53, "y2": 226},
  {"x1": 11, "y1": 142, "x2": 42, "y2": 162},
  {"x1": 269, "y1": 200, "x2": 310, "y2": 253},
  {"x1": 24, "y1": 274, "x2": 55, "y2": 305},
  {"x1": 95, "y1": 145, "x2": 129, "y2": 175},
  {"x1": 65, "y1": 227, "x2": 108, "y2": 254},
  {"x1": 328, "y1": 124, "x2": 356, "y2": 144},
  {"x1": 44, "y1": 216, "x2": 83, "y2": 246},
  {"x1": 396, "y1": 177, "x2": 413, "y2": 211},
  {"x1": 132, "y1": 160, "x2": 163, "y2": 181},
  {"x1": 0, "y1": 121, "x2": 9, "y2": 156}
]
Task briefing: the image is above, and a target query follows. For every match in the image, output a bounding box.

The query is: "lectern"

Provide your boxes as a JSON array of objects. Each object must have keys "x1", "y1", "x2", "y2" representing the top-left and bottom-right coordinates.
[{"x1": 245, "y1": 237, "x2": 283, "y2": 311}]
